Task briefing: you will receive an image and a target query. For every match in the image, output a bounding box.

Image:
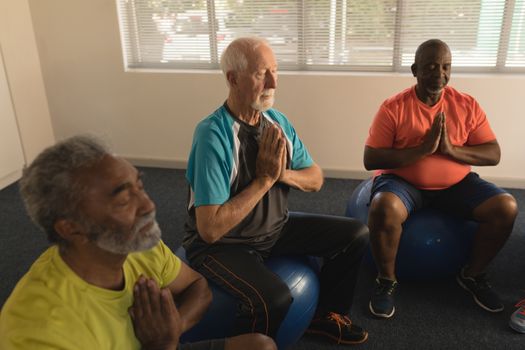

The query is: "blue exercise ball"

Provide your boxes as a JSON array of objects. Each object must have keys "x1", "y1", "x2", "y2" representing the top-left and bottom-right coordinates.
[
  {"x1": 176, "y1": 247, "x2": 320, "y2": 349},
  {"x1": 346, "y1": 178, "x2": 477, "y2": 280},
  {"x1": 345, "y1": 178, "x2": 373, "y2": 224}
]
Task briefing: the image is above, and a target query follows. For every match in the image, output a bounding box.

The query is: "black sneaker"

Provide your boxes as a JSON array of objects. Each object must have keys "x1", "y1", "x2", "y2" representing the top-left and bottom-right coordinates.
[
  {"x1": 369, "y1": 277, "x2": 397, "y2": 318},
  {"x1": 457, "y1": 267, "x2": 503, "y2": 312},
  {"x1": 306, "y1": 312, "x2": 368, "y2": 344}
]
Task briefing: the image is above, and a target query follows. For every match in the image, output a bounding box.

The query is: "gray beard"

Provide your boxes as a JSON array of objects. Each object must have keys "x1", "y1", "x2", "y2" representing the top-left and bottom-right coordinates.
[
  {"x1": 86, "y1": 212, "x2": 162, "y2": 254},
  {"x1": 95, "y1": 221, "x2": 161, "y2": 255}
]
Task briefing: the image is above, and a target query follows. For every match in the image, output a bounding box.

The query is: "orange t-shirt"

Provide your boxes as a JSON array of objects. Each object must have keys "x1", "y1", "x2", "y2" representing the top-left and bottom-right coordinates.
[{"x1": 366, "y1": 85, "x2": 496, "y2": 190}]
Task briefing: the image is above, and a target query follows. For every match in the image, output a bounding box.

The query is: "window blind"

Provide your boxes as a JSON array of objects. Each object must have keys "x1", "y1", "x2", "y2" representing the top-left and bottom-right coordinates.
[
  {"x1": 506, "y1": 0, "x2": 525, "y2": 68},
  {"x1": 116, "y1": 0, "x2": 525, "y2": 72}
]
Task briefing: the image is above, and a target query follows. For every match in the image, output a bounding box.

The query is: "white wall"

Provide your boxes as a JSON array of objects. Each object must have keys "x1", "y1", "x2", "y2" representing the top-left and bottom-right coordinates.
[
  {"x1": 28, "y1": 0, "x2": 525, "y2": 188},
  {"x1": 0, "y1": 46, "x2": 25, "y2": 189},
  {"x1": 0, "y1": 0, "x2": 54, "y2": 168}
]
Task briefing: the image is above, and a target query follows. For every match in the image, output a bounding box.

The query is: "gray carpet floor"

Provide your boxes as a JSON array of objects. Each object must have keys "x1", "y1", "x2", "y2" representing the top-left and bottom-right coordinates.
[{"x1": 1, "y1": 167, "x2": 524, "y2": 349}]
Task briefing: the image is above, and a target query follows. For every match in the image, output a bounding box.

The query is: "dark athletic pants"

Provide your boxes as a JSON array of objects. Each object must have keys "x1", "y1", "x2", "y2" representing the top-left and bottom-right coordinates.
[
  {"x1": 179, "y1": 339, "x2": 225, "y2": 350},
  {"x1": 188, "y1": 212, "x2": 369, "y2": 338}
]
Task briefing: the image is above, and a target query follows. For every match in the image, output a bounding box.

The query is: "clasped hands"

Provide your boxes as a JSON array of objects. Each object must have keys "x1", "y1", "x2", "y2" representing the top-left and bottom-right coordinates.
[
  {"x1": 424, "y1": 112, "x2": 455, "y2": 157},
  {"x1": 129, "y1": 276, "x2": 181, "y2": 350},
  {"x1": 256, "y1": 124, "x2": 288, "y2": 185}
]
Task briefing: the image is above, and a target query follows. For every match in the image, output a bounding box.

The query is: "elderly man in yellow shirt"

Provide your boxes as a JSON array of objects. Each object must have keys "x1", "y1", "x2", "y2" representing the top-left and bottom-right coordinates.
[{"x1": 0, "y1": 136, "x2": 275, "y2": 350}]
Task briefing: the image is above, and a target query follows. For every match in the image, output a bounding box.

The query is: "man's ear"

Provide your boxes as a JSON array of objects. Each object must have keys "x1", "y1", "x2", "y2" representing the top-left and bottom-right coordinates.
[
  {"x1": 226, "y1": 71, "x2": 237, "y2": 87},
  {"x1": 54, "y1": 219, "x2": 89, "y2": 244},
  {"x1": 411, "y1": 63, "x2": 417, "y2": 77}
]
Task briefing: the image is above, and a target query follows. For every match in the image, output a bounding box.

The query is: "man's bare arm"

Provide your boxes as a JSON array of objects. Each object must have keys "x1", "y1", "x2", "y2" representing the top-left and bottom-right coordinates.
[
  {"x1": 195, "y1": 124, "x2": 285, "y2": 243},
  {"x1": 439, "y1": 114, "x2": 500, "y2": 166},
  {"x1": 166, "y1": 262, "x2": 211, "y2": 333},
  {"x1": 279, "y1": 162, "x2": 323, "y2": 192},
  {"x1": 195, "y1": 177, "x2": 275, "y2": 243}
]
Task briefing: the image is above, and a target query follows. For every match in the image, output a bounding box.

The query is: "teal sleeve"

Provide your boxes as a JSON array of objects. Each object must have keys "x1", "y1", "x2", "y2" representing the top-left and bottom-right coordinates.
[{"x1": 186, "y1": 119, "x2": 232, "y2": 206}]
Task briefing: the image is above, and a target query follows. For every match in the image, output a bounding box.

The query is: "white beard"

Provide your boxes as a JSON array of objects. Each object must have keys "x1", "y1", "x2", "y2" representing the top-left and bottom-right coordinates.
[
  {"x1": 251, "y1": 89, "x2": 275, "y2": 112},
  {"x1": 90, "y1": 212, "x2": 162, "y2": 255}
]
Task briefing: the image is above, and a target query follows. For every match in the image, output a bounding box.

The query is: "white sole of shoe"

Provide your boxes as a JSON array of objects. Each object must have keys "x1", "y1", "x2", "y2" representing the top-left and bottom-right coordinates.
[
  {"x1": 369, "y1": 301, "x2": 395, "y2": 318},
  {"x1": 456, "y1": 275, "x2": 504, "y2": 313},
  {"x1": 509, "y1": 320, "x2": 525, "y2": 334}
]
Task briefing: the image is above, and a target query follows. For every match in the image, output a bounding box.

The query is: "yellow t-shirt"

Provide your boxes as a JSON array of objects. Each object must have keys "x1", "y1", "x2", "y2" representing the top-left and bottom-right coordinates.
[{"x1": 0, "y1": 240, "x2": 181, "y2": 350}]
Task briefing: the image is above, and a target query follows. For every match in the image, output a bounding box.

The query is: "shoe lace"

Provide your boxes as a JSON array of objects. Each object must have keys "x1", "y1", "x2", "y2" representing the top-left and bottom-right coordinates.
[
  {"x1": 472, "y1": 273, "x2": 492, "y2": 290},
  {"x1": 326, "y1": 312, "x2": 352, "y2": 344},
  {"x1": 376, "y1": 279, "x2": 397, "y2": 296},
  {"x1": 515, "y1": 298, "x2": 525, "y2": 311}
]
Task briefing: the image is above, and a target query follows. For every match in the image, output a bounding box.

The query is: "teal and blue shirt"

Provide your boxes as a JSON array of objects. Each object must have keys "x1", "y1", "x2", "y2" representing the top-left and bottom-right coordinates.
[{"x1": 183, "y1": 103, "x2": 313, "y2": 255}]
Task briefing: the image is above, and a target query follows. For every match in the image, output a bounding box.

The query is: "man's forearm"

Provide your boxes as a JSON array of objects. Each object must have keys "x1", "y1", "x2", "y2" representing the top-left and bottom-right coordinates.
[
  {"x1": 443, "y1": 141, "x2": 500, "y2": 166},
  {"x1": 279, "y1": 164, "x2": 323, "y2": 192},
  {"x1": 363, "y1": 145, "x2": 431, "y2": 170},
  {"x1": 174, "y1": 277, "x2": 211, "y2": 333},
  {"x1": 195, "y1": 176, "x2": 274, "y2": 243}
]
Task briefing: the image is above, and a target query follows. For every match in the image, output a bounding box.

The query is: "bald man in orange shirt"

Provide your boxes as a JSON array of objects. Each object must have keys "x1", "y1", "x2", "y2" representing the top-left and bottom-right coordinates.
[{"x1": 364, "y1": 39, "x2": 518, "y2": 319}]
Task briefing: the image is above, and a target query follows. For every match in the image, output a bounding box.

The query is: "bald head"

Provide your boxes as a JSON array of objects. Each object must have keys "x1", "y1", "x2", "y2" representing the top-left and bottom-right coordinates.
[{"x1": 414, "y1": 39, "x2": 450, "y2": 65}]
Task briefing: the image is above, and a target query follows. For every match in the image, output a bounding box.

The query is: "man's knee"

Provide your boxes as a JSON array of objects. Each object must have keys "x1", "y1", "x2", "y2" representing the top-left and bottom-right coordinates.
[
  {"x1": 492, "y1": 194, "x2": 518, "y2": 224},
  {"x1": 264, "y1": 283, "x2": 293, "y2": 320},
  {"x1": 476, "y1": 193, "x2": 518, "y2": 227},
  {"x1": 225, "y1": 333, "x2": 277, "y2": 350},
  {"x1": 368, "y1": 192, "x2": 408, "y2": 229},
  {"x1": 242, "y1": 281, "x2": 291, "y2": 336},
  {"x1": 249, "y1": 334, "x2": 277, "y2": 350}
]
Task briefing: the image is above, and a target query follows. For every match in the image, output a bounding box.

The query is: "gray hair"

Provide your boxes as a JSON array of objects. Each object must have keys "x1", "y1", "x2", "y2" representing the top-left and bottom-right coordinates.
[
  {"x1": 220, "y1": 37, "x2": 269, "y2": 78},
  {"x1": 19, "y1": 135, "x2": 109, "y2": 244}
]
